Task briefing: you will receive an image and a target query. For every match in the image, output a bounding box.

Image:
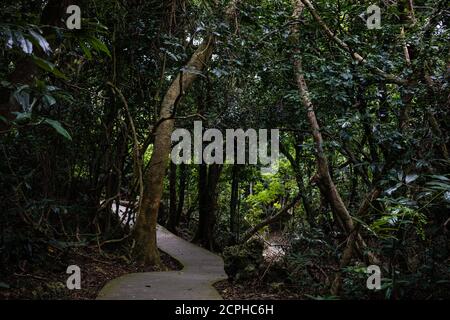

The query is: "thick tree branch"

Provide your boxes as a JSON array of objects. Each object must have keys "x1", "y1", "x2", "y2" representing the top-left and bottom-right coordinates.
[{"x1": 240, "y1": 194, "x2": 302, "y2": 243}]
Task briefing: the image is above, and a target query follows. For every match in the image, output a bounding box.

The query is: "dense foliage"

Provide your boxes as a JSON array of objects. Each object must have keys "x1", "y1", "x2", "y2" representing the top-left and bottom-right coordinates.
[{"x1": 1, "y1": 0, "x2": 449, "y2": 299}]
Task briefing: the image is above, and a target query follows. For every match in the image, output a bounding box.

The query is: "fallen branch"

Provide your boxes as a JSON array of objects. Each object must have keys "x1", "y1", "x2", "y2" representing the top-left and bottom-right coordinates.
[
  {"x1": 240, "y1": 194, "x2": 302, "y2": 243},
  {"x1": 13, "y1": 273, "x2": 48, "y2": 282}
]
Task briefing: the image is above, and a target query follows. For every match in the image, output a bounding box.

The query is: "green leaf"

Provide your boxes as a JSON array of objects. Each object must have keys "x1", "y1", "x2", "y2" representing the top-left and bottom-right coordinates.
[
  {"x1": 161, "y1": 48, "x2": 179, "y2": 61},
  {"x1": 13, "y1": 86, "x2": 30, "y2": 110},
  {"x1": 43, "y1": 94, "x2": 56, "y2": 107},
  {"x1": 13, "y1": 112, "x2": 32, "y2": 122},
  {"x1": 44, "y1": 119, "x2": 72, "y2": 141},
  {"x1": 79, "y1": 40, "x2": 92, "y2": 60},
  {"x1": 29, "y1": 30, "x2": 52, "y2": 55},
  {"x1": 430, "y1": 175, "x2": 450, "y2": 182},
  {"x1": 87, "y1": 37, "x2": 111, "y2": 57},
  {"x1": 385, "y1": 183, "x2": 402, "y2": 195},
  {"x1": 426, "y1": 182, "x2": 450, "y2": 191},
  {"x1": 14, "y1": 31, "x2": 33, "y2": 54},
  {"x1": 405, "y1": 174, "x2": 418, "y2": 184},
  {"x1": 31, "y1": 55, "x2": 67, "y2": 80}
]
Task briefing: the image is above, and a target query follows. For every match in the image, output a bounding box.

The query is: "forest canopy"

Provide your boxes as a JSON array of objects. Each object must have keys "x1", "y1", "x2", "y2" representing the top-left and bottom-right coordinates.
[{"x1": 0, "y1": 0, "x2": 449, "y2": 300}]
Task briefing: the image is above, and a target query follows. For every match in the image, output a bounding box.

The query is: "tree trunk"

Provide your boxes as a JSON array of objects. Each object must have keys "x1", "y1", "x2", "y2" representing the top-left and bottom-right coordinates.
[
  {"x1": 290, "y1": 0, "x2": 379, "y2": 295},
  {"x1": 229, "y1": 165, "x2": 239, "y2": 240},
  {"x1": 290, "y1": 2, "x2": 354, "y2": 235},
  {"x1": 167, "y1": 162, "x2": 178, "y2": 232},
  {"x1": 193, "y1": 164, "x2": 222, "y2": 250},
  {"x1": 279, "y1": 141, "x2": 315, "y2": 227},
  {"x1": 330, "y1": 187, "x2": 381, "y2": 295},
  {"x1": 196, "y1": 164, "x2": 208, "y2": 244},
  {"x1": 133, "y1": 38, "x2": 214, "y2": 266},
  {"x1": 176, "y1": 163, "x2": 187, "y2": 226}
]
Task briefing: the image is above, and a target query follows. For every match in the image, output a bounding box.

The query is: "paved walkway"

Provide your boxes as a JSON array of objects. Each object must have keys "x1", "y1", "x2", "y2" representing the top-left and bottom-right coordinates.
[{"x1": 97, "y1": 225, "x2": 228, "y2": 300}]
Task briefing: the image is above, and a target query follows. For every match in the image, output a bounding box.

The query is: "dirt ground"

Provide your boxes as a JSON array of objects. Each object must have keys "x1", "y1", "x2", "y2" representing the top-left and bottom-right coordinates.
[
  {"x1": 214, "y1": 279, "x2": 305, "y2": 300},
  {"x1": 0, "y1": 245, "x2": 181, "y2": 300}
]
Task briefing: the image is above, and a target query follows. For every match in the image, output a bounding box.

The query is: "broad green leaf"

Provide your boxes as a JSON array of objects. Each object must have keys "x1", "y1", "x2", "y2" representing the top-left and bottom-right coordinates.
[
  {"x1": 13, "y1": 112, "x2": 32, "y2": 122},
  {"x1": 426, "y1": 182, "x2": 450, "y2": 191},
  {"x1": 405, "y1": 174, "x2": 418, "y2": 184},
  {"x1": 79, "y1": 40, "x2": 92, "y2": 60},
  {"x1": 430, "y1": 175, "x2": 450, "y2": 182},
  {"x1": 87, "y1": 37, "x2": 111, "y2": 57},
  {"x1": 44, "y1": 118, "x2": 72, "y2": 141},
  {"x1": 385, "y1": 183, "x2": 402, "y2": 195},
  {"x1": 43, "y1": 94, "x2": 56, "y2": 107},
  {"x1": 29, "y1": 30, "x2": 52, "y2": 55},
  {"x1": 14, "y1": 31, "x2": 33, "y2": 54},
  {"x1": 31, "y1": 56, "x2": 67, "y2": 80}
]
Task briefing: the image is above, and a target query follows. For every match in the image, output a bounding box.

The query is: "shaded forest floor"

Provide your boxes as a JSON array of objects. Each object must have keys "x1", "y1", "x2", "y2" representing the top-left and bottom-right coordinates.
[
  {"x1": 2, "y1": 220, "x2": 448, "y2": 300},
  {"x1": 175, "y1": 223, "x2": 319, "y2": 300},
  {"x1": 0, "y1": 246, "x2": 181, "y2": 300},
  {"x1": 214, "y1": 280, "x2": 305, "y2": 300}
]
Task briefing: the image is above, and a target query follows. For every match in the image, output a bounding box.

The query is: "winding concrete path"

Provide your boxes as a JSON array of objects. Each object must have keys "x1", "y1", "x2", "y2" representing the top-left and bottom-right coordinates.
[{"x1": 97, "y1": 225, "x2": 228, "y2": 300}]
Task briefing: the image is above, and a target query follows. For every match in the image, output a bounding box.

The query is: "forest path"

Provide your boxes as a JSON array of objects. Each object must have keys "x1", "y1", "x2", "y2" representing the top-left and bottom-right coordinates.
[{"x1": 97, "y1": 225, "x2": 228, "y2": 300}]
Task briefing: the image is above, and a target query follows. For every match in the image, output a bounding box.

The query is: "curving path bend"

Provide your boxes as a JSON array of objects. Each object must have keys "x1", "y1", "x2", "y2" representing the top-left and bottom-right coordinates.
[{"x1": 97, "y1": 225, "x2": 228, "y2": 300}]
